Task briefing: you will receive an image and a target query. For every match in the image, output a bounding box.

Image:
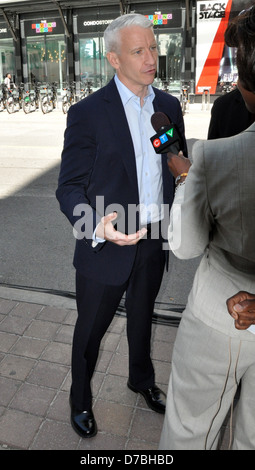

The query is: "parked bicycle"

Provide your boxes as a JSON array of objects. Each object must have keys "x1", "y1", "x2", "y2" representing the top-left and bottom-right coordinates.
[
  {"x1": 40, "y1": 83, "x2": 55, "y2": 114},
  {"x1": 78, "y1": 80, "x2": 93, "y2": 101},
  {"x1": 162, "y1": 81, "x2": 170, "y2": 93},
  {"x1": 84, "y1": 79, "x2": 93, "y2": 97},
  {"x1": 5, "y1": 84, "x2": 24, "y2": 114},
  {"x1": 180, "y1": 82, "x2": 190, "y2": 115},
  {"x1": 22, "y1": 82, "x2": 40, "y2": 114},
  {"x1": 62, "y1": 81, "x2": 76, "y2": 114},
  {"x1": 0, "y1": 83, "x2": 7, "y2": 111},
  {"x1": 51, "y1": 82, "x2": 58, "y2": 109},
  {"x1": 78, "y1": 82, "x2": 86, "y2": 101}
]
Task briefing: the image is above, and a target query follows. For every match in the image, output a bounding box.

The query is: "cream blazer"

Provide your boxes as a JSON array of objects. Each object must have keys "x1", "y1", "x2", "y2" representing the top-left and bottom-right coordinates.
[{"x1": 169, "y1": 123, "x2": 255, "y2": 339}]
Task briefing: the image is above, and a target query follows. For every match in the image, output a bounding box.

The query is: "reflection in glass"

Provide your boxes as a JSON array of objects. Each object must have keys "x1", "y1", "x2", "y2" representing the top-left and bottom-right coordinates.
[
  {"x1": 79, "y1": 36, "x2": 114, "y2": 89},
  {"x1": 26, "y1": 34, "x2": 66, "y2": 87},
  {"x1": 0, "y1": 39, "x2": 15, "y2": 83},
  {"x1": 156, "y1": 33, "x2": 182, "y2": 92}
]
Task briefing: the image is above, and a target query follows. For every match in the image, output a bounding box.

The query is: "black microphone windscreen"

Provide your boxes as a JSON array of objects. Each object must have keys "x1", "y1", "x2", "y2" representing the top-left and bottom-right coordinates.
[{"x1": 151, "y1": 112, "x2": 171, "y2": 132}]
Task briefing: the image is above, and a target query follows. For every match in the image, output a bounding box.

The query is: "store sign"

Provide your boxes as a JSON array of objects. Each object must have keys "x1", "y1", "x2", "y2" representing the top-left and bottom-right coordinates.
[
  {"x1": 82, "y1": 19, "x2": 112, "y2": 26},
  {"x1": 145, "y1": 14, "x2": 173, "y2": 25},
  {"x1": 198, "y1": 2, "x2": 227, "y2": 19},
  {"x1": 145, "y1": 11, "x2": 181, "y2": 27},
  {"x1": 24, "y1": 18, "x2": 63, "y2": 36},
  {"x1": 196, "y1": 0, "x2": 233, "y2": 94},
  {"x1": 32, "y1": 21, "x2": 57, "y2": 33}
]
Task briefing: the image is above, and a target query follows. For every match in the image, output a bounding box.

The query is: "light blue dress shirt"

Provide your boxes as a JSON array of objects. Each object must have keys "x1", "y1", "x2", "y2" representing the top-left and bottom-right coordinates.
[
  {"x1": 93, "y1": 75, "x2": 164, "y2": 244},
  {"x1": 114, "y1": 74, "x2": 163, "y2": 225}
]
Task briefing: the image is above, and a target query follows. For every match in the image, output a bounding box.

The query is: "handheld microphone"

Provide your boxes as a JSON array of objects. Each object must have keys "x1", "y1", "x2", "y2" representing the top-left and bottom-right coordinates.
[{"x1": 150, "y1": 112, "x2": 182, "y2": 155}]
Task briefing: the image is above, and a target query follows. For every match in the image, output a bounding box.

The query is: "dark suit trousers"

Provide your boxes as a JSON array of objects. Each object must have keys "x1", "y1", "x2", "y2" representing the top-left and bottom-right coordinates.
[{"x1": 71, "y1": 237, "x2": 166, "y2": 409}]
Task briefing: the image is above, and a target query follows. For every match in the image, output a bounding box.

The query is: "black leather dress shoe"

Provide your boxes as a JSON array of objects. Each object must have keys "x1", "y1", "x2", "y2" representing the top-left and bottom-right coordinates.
[
  {"x1": 70, "y1": 397, "x2": 97, "y2": 438},
  {"x1": 127, "y1": 381, "x2": 166, "y2": 414}
]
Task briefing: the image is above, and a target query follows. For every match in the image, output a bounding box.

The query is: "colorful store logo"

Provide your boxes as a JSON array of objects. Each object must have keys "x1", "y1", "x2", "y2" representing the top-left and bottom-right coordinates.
[
  {"x1": 32, "y1": 22, "x2": 56, "y2": 33},
  {"x1": 145, "y1": 14, "x2": 172, "y2": 25}
]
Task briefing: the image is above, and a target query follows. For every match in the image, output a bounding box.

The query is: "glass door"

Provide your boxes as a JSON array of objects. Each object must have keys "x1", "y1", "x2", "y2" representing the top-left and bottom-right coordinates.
[
  {"x1": 156, "y1": 32, "x2": 182, "y2": 93},
  {"x1": 0, "y1": 40, "x2": 15, "y2": 83},
  {"x1": 27, "y1": 36, "x2": 45, "y2": 83},
  {"x1": 27, "y1": 34, "x2": 66, "y2": 87},
  {"x1": 79, "y1": 35, "x2": 114, "y2": 89},
  {"x1": 45, "y1": 36, "x2": 66, "y2": 87}
]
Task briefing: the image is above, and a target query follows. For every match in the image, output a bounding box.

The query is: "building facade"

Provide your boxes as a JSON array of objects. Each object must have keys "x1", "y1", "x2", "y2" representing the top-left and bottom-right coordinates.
[{"x1": 0, "y1": 0, "x2": 250, "y2": 97}]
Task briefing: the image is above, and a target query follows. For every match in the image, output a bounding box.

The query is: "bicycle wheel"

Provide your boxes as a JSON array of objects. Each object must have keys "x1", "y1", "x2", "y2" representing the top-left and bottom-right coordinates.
[
  {"x1": 6, "y1": 98, "x2": 15, "y2": 114},
  {"x1": 41, "y1": 96, "x2": 49, "y2": 114},
  {"x1": 23, "y1": 100, "x2": 31, "y2": 114},
  {"x1": 48, "y1": 99, "x2": 54, "y2": 112},
  {"x1": 62, "y1": 98, "x2": 69, "y2": 114}
]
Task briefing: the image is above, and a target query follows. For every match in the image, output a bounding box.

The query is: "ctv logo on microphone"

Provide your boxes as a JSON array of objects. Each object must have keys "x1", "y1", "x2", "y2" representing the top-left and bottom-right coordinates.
[{"x1": 151, "y1": 127, "x2": 175, "y2": 152}]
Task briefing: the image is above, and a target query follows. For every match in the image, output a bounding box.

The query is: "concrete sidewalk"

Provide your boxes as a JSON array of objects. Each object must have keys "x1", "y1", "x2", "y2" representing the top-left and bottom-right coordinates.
[
  {"x1": 0, "y1": 285, "x2": 176, "y2": 450},
  {"x1": 0, "y1": 285, "x2": 232, "y2": 451}
]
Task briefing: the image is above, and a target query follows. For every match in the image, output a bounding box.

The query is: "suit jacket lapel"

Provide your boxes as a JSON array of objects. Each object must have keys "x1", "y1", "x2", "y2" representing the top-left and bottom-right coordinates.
[{"x1": 103, "y1": 79, "x2": 139, "y2": 197}]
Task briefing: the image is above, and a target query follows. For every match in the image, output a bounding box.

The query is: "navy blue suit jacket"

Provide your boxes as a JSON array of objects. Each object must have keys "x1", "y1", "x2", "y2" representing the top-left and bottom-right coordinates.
[{"x1": 56, "y1": 78, "x2": 187, "y2": 285}]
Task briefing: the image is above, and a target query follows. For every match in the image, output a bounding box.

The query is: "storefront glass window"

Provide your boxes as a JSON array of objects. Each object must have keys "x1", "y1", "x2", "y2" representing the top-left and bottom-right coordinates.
[
  {"x1": 0, "y1": 39, "x2": 15, "y2": 83},
  {"x1": 156, "y1": 32, "x2": 182, "y2": 93},
  {"x1": 26, "y1": 34, "x2": 66, "y2": 86},
  {"x1": 79, "y1": 35, "x2": 114, "y2": 89}
]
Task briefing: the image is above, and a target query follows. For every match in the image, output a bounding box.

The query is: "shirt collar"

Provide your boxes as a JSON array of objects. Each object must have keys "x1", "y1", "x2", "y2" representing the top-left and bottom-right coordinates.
[{"x1": 114, "y1": 74, "x2": 155, "y2": 107}]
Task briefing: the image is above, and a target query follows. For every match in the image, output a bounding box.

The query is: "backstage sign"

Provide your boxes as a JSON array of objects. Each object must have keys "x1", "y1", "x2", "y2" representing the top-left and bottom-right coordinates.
[{"x1": 198, "y1": 2, "x2": 227, "y2": 20}]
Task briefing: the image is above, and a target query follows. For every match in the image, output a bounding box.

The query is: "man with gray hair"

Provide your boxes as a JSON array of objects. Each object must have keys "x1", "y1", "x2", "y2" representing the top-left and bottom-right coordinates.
[{"x1": 56, "y1": 13, "x2": 187, "y2": 438}]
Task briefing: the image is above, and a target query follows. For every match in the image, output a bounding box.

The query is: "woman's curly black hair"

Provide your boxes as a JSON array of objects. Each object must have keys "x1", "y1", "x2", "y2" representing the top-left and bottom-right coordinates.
[{"x1": 225, "y1": 4, "x2": 255, "y2": 93}]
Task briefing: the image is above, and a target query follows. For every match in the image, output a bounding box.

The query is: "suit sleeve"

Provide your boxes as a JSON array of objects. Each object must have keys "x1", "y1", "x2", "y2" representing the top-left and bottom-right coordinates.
[
  {"x1": 56, "y1": 103, "x2": 102, "y2": 246},
  {"x1": 168, "y1": 140, "x2": 214, "y2": 259}
]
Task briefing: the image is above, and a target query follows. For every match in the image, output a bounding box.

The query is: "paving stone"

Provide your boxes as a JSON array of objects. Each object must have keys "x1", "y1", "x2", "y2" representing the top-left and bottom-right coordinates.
[
  {"x1": 78, "y1": 432, "x2": 126, "y2": 450},
  {"x1": 0, "y1": 409, "x2": 42, "y2": 449},
  {"x1": 46, "y1": 390, "x2": 69, "y2": 422},
  {"x1": 11, "y1": 302, "x2": 44, "y2": 319},
  {"x1": 126, "y1": 439, "x2": 158, "y2": 450},
  {"x1": 40, "y1": 341, "x2": 71, "y2": 365},
  {"x1": 0, "y1": 331, "x2": 18, "y2": 353},
  {"x1": 63, "y1": 309, "x2": 77, "y2": 326},
  {"x1": 154, "y1": 359, "x2": 172, "y2": 386},
  {"x1": 117, "y1": 335, "x2": 128, "y2": 355},
  {"x1": 30, "y1": 419, "x2": 80, "y2": 450},
  {"x1": 95, "y1": 350, "x2": 113, "y2": 374},
  {"x1": 10, "y1": 336, "x2": 48, "y2": 358},
  {"x1": 100, "y1": 332, "x2": 121, "y2": 352},
  {"x1": 24, "y1": 319, "x2": 59, "y2": 340},
  {"x1": 0, "y1": 376, "x2": 21, "y2": 407},
  {"x1": 37, "y1": 306, "x2": 70, "y2": 323},
  {"x1": 54, "y1": 324, "x2": 73, "y2": 344},
  {"x1": 99, "y1": 374, "x2": 137, "y2": 406},
  {"x1": 0, "y1": 299, "x2": 17, "y2": 314},
  {"x1": 0, "y1": 315, "x2": 32, "y2": 335},
  {"x1": 108, "y1": 353, "x2": 129, "y2": 377},
  {"x1": 27, "y1": 361, "x2": 69, "y2": 389},
  {"x1": 153, "y1": 324, "x2": 178, "y2": 343},
  {"x1": 0, "y1": 354, "x2": 36, "y2": 381},
  {"x1": 94, "y1": 399, "x2": 133, "y2": 437},
  {"x1": 129, "y1": 408, "x2": 164, "y2": 444},
  {"x1": 151, "y1": 339, "x2": 174, "y2": 362},
  {"x1": 10, "y1": 382, "x2": 56, "y2": 416},
  {"x1": 107, "y1": 316, "x2": 126, "y2": 334}
]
